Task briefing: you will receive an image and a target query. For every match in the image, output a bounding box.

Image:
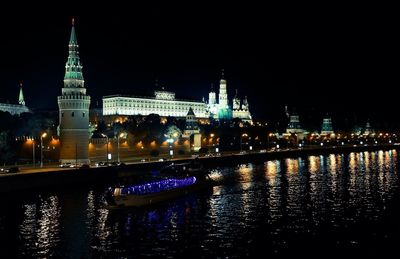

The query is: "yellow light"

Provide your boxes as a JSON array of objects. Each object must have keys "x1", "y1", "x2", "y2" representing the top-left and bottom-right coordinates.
[
  {"x1": 41, "y1": 132, "x2": 47, "y2": 138},
  {"x1": 210, "y1": 133, "x2": 215, "y2": 138}
]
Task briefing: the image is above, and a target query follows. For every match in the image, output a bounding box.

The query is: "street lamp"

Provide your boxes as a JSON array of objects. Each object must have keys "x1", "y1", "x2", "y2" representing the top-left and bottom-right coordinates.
[
  {"x1": 40, "y1": 132, "x2": 47, "y2": 168},
  {"x1": 267, "y1": 133, "x2": 274, "y2": 150},
  {"x1": 101, "y1": 134, "x2": 109, "y2": 164},
  {"x1": 240, "y1": 133, "x2": 248, "y2": 152},
  {"x1": 28, "y1": 138, "x2": 35, "y2": 167},
  {"x1": 117, "y1": 132, "x2": 127, "y2": 163},
  {"x1": 167, "y1": 138, "x2": 174, "y2": 159}
]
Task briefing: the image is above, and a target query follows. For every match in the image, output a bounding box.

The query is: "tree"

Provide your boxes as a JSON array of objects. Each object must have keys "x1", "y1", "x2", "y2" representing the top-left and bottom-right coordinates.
[{"x1": 0, "y1": 131, "x2": 15, "y2": 163}]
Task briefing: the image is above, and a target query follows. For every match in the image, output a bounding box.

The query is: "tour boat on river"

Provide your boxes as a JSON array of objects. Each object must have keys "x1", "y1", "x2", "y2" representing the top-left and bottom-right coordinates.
[{"x1": 106, "y1": 174, "x2": 213, "y2": 208}]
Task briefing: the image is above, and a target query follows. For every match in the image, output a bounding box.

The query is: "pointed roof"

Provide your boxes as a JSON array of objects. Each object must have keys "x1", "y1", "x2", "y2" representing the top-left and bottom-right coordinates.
[
  {"x1": 64, "y1": 18, "x2": 84, "y2": 87},
  {"x1": 234, "y1": 89, "x2": 238, "y2": 99},
  {"x1": 210, "y1": 83, "x2": 215, "y2": 92},
  {"x1": 187, "y1": 107, "x2": 195, "y2": 116},
  {"x1": 18, "y1": 82, "x2": 25, "y2": 106},
  {"x1": 69, "y1": 18, "x2": 77, "y2": 45}
]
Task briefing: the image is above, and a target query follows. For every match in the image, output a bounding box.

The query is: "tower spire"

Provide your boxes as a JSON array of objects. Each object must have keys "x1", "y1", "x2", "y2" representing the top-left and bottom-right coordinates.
[
  {"x1": 18, "y1": 81, "x2": 25, "y2": 106},
  {"x1": 64, "y1": 18, "x2": 84, "y2": 88},
  {"x1": 69, "y1": 18, "x2": 77, "y2": 44},
  {"x1": 221, "y1": 69, "x2": 225, "y2": 79}
]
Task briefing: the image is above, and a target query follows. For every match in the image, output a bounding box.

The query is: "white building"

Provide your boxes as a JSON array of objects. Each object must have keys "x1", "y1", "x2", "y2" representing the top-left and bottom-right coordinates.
[
  {"x1": 0, "y1": 83, "x2": 30, "y2": 115},
  {"x1": 102, "y1": 70, "x2": 253, "y2": 122},
  {"x1": 232, "y1": 90, "x2": 252, "y2": 122},
  {"x1": 206, "y1": 70, "x2": 252, "y2": 122},
  {"x1": 103, "y1": 88, "x2": 208, "y2": 118}
]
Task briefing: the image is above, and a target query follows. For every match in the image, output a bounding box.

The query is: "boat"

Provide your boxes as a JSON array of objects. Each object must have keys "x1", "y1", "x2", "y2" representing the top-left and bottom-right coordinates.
[{"x1": 105, "y1": 174, "x2": 213, "y2": 208}]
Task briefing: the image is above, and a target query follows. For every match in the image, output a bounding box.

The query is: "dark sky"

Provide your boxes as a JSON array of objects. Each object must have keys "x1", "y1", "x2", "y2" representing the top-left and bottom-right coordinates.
[{"x1": 0, "y1": 4, "x2": 398, "y2": 129}]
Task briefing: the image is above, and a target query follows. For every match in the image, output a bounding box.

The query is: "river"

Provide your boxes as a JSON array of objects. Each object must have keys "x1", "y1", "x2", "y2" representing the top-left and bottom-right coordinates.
[{"x1": 1, "y1": 150, "x2": 400, "y2": 258}]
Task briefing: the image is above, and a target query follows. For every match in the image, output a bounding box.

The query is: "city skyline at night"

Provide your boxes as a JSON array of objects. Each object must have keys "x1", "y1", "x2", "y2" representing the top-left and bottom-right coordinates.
[{"x1": 0, "y1": 5, "x2": 397, "y2": 129}]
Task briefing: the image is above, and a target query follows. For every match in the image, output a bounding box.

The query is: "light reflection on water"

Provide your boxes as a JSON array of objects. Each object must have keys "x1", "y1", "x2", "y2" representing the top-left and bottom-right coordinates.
[{"x1": 1, "y1": 150, "x2": 400, "y2": 257}]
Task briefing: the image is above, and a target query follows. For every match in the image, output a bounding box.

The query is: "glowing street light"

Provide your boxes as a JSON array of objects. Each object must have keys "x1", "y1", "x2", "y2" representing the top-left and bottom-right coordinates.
[
  {"x1": 167, "y1": 138, "x2": 174, "y2": 158},
  {"x1": 40, "y1": 132, "x2": 47, "y2": 168},
  {"x1": 117, "y1": 132, "x2": 127, "y2": 163},
  {"x1": 101, "y1": 134, "x2": 109, "y2": 164},
  {"x1": 240, "y1": 133, "x2": 248, "y2": 152},
  {"x1": 27, "y1": 138, "x2": 35, "y2": 167}
]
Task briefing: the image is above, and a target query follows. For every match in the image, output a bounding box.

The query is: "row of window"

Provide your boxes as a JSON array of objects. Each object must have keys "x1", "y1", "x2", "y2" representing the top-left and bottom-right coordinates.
[
  {"x1": 61, "y1": 112, "x2": 85, "y2": 117},
  {"x1": 104, "y1": 99, "x2": 204, "y2": 106}
]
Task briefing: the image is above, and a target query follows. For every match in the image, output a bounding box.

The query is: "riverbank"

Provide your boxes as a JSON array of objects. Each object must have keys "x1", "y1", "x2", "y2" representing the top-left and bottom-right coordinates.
[{"x1": 1, "y1": 143, "x2": 398, "y2": 193}]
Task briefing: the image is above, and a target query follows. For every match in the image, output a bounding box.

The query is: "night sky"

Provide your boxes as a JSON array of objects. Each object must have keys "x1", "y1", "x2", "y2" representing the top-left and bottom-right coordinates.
[{"x1": 0, "y1": 4, "x2": 398, "y2": 130}]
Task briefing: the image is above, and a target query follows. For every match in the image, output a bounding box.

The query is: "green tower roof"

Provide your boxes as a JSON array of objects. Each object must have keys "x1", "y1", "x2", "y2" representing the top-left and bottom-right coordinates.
[
  {"x1": 64, "y1": 18, "x2": 84, "y2": 88},
  {"x1": 18, "y1": 82, "x2": 25, "y2": 105}
]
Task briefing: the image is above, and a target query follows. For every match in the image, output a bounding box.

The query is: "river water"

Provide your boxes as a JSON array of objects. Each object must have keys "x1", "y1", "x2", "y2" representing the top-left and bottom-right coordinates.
[{"x1": 1, "y1": 150, "x2": 400, "y2": 258}]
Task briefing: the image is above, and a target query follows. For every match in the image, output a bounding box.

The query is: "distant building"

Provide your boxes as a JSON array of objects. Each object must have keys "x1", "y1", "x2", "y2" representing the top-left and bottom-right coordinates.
[
  {"x1": 232, "y1": 91, "x2": 252, "y2": 123},
  {"x1": 0, "y1": 82, "x2": 30, "y2": 115},
  {"x1": 207, "y1": 70, "x2": 252, "y2": 122},
  {"x1": 103, "y1": 69, "x2": 253, "y2": 122},
  {"x1": 57, "y1": 19, "x2": 91, "y2": 165},
  {"x1": 321, "y1": 115, "x2": 334, "y2": 135},
  {"x1": 285, "y1": 112, "x2": 305, "y2": 140},
  {"x1": 364, "y1": 120, "x2": 374, "y2": 135},
  {"x1": 183, "y1": 107, "x2": 200, "y2": 138},
  {"x1": 103, "y1": 83, "x2": 208, "y2": 118}
]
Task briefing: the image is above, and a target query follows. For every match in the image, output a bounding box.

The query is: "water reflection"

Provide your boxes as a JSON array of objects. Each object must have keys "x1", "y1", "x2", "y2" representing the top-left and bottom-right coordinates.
[
  {"x1": 0, "y1": 150, "x2": 399, "y2": 257},
  {"x1": 18, "y1": 196, "x2": 61, "y2": 257}
]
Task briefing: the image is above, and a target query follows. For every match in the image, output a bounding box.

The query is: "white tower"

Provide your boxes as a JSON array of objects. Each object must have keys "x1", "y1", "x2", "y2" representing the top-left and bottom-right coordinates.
[
  {"x1": 57, "y1": 19, "x2": 91, "y2": 165},
  {"x1": 208, "y1": 83, "x2": 216, "y2": 105},
  {"x1": 233, "y1": 89, "x2": 240, "y2": 110},
  {"x1": 218, "y1": 69, "x2": 228, "y2": 108},
  {"x1": 242, "y1": 96, "x2": 249, "y2": 111}
]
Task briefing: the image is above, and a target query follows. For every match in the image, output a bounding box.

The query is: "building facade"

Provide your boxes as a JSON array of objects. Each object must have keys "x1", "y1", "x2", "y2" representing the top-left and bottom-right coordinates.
[
  {"x1": 182, "y1": 107, "x2": 200, "y2": 138},
  {"x1": 57, "y1": 19, "x2": 91, "y2": 165},
  {"x1": 284, "y1": 113, "x2": 305, "y2": 140},
  {"x1": 103, "y1": 87, "x2": 208, "y2": 118},
  {"x1": 0, "y1": 83, "x2": 30, "y2": 115},
  {"x1": 207, "y1": 70, "x2": 252, "y2": 122},
  {"x1": 102, "y1": 70, "x2": 253, "y2": 122},
  {"x1": 321, "y1": 115, "x2": 334, "y2": 135}
]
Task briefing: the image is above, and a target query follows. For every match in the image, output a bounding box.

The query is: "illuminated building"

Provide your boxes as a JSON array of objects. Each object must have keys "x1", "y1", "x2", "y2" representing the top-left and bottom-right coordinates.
[
  {"x1": 285, "y1": 112, "x2": 305, "y2": 140},
  {"x1": 364, "y1": 120, "x2": 374, "y2": 135},
  {"x1": 183, "y1": 107, "x2": 200, "y2": 138},
  {"x1": 103, "y1": 70, "x2": 253, "y2": 121},
  {"x1": 103, "y1": 83, "x2": 208, "y2": 118},
  {"x1": 0, "y1": 82, "x2": 30, "y2": 115},
  {"x1": 57, "y1": 19, "x2": 91, "y2": 165},
  {"x1": 232, "y1": 90, "x2": 252, "y2": 123},
  {"x1": 321, "y1": 115, "x2": 334, "y2": 135}
]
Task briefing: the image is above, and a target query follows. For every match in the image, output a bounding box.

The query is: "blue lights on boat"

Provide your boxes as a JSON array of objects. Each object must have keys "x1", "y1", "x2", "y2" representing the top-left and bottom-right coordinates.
[{"x1": 119, "y1": 176, "x2": 197, "y2": 196}]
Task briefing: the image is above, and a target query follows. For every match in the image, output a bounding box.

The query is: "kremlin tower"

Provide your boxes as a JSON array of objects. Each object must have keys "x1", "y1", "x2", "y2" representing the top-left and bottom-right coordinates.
[{"x1": 57, "y1": 19, "x2": 91, "y2": 165}]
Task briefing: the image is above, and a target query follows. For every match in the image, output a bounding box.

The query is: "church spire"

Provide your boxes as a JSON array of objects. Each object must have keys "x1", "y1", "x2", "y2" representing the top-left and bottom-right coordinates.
[
  {"x1": 64, "y1": 18, "x2": 84, "y2": 88},
  {"x1": 18, "y1": 81, "x2": 25, "y2": 106}
]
